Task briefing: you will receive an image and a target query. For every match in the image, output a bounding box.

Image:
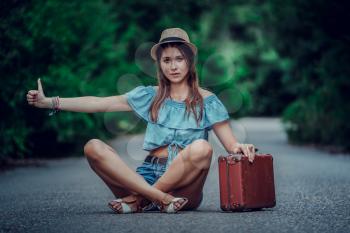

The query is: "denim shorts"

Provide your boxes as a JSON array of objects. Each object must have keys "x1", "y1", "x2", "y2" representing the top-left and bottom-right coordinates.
[{"x1": 135, "y1": 155, "x2": 167, "y2": 185}]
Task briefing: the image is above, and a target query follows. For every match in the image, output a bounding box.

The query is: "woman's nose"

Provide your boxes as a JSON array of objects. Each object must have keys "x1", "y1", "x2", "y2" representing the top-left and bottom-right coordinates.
[{"x1": 170, "y1": 61, "x2": 177, "y2": 70}]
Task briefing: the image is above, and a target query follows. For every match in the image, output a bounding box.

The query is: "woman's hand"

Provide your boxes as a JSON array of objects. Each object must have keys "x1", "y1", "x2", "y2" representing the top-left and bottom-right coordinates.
[
  {"x1": 27, "y1": 78, "x2": 50, "y2": 108},
  {"x1": 231, "y1": 143, "x2": 256, "y2": 163}
]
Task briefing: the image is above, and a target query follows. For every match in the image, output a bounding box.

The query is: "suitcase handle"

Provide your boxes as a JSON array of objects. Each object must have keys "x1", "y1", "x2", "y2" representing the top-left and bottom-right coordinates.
[
  {"x1": 228, "y1": 148, "x2": 259, "y2": 161},
  {"x1": 227, "y1": 153, "x2": 242, "y2": 161}
]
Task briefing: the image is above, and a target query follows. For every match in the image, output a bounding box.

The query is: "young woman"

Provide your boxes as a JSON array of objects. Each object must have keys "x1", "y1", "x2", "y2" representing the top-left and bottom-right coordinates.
[{"x1": 26, "y1": 28, "x2": 256, "y2": 214}]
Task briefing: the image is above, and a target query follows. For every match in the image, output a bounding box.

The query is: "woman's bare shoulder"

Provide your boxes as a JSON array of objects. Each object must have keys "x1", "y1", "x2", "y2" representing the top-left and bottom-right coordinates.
[{"x1": 199, "y1": 87, "x2": 214, "y2": 98}]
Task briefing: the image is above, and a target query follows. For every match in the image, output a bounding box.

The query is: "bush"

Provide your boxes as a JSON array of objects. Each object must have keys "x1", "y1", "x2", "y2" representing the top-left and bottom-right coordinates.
[{"x1": 0, "y1": 0, "x2": 136, "y2": 161}]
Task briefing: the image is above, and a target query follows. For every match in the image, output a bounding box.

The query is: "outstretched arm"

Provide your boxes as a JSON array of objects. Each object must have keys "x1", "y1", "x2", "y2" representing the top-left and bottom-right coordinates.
[
  {"x1": 26, "y1": 79, "x2": 132, "y2": 113},
  {"x1": 212, "y1": 120, "x2": 256, "y2": 162},
  {"x1": 46, "y1": 95, "x2": 131, "y2": 113}
]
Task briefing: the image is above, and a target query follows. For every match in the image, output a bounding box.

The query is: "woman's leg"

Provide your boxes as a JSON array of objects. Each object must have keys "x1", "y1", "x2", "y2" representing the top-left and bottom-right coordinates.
[
  {"x1": 169, "y1": 169, "x2": 209, "y2": 210},
  {"x1": 152, "y1": 139, "x2": 213, "y2": 209},
  {"x1": 85, "y1": 139, "x2": 133, "y2": 198},
  {"x1": 83, "y1": 139, "x2": 178, "y2": 206}
]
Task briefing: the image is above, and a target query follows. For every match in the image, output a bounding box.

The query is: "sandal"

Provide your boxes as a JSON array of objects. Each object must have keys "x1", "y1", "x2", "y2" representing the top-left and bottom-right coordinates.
[
  {"x1": 157, "y1": 196, "x2": 189, "y2": 213},
  {"x1": 108, "y1": 198, "x2": 142, "y2": 214}
]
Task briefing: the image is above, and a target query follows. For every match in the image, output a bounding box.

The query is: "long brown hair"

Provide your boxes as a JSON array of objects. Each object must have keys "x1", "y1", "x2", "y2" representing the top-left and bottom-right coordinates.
[{"x1": 150, "y1": 42, "x2": 204, "y2": 127}]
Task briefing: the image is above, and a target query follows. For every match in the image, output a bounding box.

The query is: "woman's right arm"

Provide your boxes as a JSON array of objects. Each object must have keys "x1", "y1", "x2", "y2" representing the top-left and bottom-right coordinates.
[{"x1": 26, "y1": 79, "x2": 132, "y2": 113}]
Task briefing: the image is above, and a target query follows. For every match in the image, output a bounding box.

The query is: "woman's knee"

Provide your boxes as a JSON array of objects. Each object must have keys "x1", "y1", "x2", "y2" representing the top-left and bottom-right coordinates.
[
  {"x1": 84, "y1": 139, "x2": 106, "y2": 162},
  {"x1": 190, "y1": 139, "x2": 213, "y2": 161}
]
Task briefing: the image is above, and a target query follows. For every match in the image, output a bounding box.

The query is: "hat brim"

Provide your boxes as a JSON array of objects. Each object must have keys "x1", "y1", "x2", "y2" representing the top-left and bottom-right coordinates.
[{"x1": 150, "y1": 40, "x2": 197, "y2": 60}]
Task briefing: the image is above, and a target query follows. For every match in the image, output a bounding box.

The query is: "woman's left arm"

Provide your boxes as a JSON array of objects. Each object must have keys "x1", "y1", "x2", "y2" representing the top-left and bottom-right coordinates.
[{"x1": 212, "y1": 120, "x2": 256, "y2": 162}]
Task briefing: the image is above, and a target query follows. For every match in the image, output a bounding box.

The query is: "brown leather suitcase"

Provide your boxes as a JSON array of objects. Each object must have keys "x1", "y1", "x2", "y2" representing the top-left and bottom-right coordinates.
[{"x1": 218, "y1": 153, "x2": 276, "y2": 211}]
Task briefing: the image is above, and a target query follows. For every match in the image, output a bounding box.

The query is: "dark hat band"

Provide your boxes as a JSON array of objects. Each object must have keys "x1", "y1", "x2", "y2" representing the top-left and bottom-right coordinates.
[{"x1": 160, "y1": 37, "x2": 186, "y2": 43}]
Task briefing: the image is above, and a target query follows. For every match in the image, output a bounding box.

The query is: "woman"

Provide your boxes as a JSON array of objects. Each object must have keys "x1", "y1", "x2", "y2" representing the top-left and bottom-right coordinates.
[{"x1": 26, "y1": 28, "x2": 256, "y2": 214}]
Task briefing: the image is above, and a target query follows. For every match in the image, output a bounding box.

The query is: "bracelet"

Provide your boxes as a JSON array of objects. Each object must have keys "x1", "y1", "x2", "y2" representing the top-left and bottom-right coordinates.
[{"x1": 48, "y1": 96, "x2": 60, "y2": 116}]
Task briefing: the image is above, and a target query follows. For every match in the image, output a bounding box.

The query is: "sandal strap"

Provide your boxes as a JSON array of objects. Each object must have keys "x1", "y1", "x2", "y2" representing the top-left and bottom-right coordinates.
[
  {"x1": 109, "y1": 198, "x2": 138, "y2": 214},
  {"x1": 160, "y1": 197, "x2": 188, "y2": 213},
  {"x1": 120, "y1": 201, "x2": 132, "y2": 213}
]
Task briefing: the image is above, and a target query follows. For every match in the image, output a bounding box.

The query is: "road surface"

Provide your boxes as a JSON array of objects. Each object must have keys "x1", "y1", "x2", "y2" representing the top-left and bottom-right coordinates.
[{"x1": 0, "y1": 118, "x2": 349, "y2": 233}]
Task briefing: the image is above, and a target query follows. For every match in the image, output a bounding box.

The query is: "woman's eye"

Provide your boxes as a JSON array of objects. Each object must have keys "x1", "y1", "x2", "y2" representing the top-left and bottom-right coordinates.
[{"x1": 176, "y1": 57, "x2": 183, "y2": 61}]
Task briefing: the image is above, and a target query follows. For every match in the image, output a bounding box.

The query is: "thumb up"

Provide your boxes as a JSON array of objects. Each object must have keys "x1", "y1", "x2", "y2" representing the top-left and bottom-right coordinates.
[{"x1": 27, "y1": 78, "x2": 49, "y2": 108}]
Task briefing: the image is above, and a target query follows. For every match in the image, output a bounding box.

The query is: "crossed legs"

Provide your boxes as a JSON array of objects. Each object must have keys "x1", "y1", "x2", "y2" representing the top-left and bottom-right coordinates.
[{"x1": 84, "y1": 138, "x2": 213, "y2": 211}]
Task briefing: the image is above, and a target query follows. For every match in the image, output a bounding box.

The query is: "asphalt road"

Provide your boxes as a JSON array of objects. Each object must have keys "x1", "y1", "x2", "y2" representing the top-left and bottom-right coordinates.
[{"x1": 0, "y1": 118, "x2": 349, "y2": 233}]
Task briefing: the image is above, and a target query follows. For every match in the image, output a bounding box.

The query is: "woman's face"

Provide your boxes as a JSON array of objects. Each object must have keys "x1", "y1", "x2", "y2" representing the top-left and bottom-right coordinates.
[{"x1": 160, "y1": 46, "x2": 189, "y2": 84}]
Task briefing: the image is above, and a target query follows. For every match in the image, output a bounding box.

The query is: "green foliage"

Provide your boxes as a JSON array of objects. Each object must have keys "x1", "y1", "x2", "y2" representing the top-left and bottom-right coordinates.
[
  {"x1": 204, "y1": 0, "x2": 350, "y2": 150},
  {"x1": 193, "y1": 1, "x2": 297, "y2": 117},
  {"x1": 0, "y1": 0, "x2": 128, "y2": 161},
  {"x1": 266, "y1": 0, "x2": 350, "y2": 150}
]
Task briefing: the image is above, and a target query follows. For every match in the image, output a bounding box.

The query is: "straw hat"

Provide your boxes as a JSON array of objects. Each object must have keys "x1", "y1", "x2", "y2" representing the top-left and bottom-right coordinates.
[{"x1": 150, "y1": 28, "x2": 197, "y2": 60}]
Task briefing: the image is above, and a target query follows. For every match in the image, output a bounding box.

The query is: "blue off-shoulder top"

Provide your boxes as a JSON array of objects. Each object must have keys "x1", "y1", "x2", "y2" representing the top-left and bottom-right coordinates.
[{"x1": 124, "y1": 85, "x2": 230, "y2": 169}]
